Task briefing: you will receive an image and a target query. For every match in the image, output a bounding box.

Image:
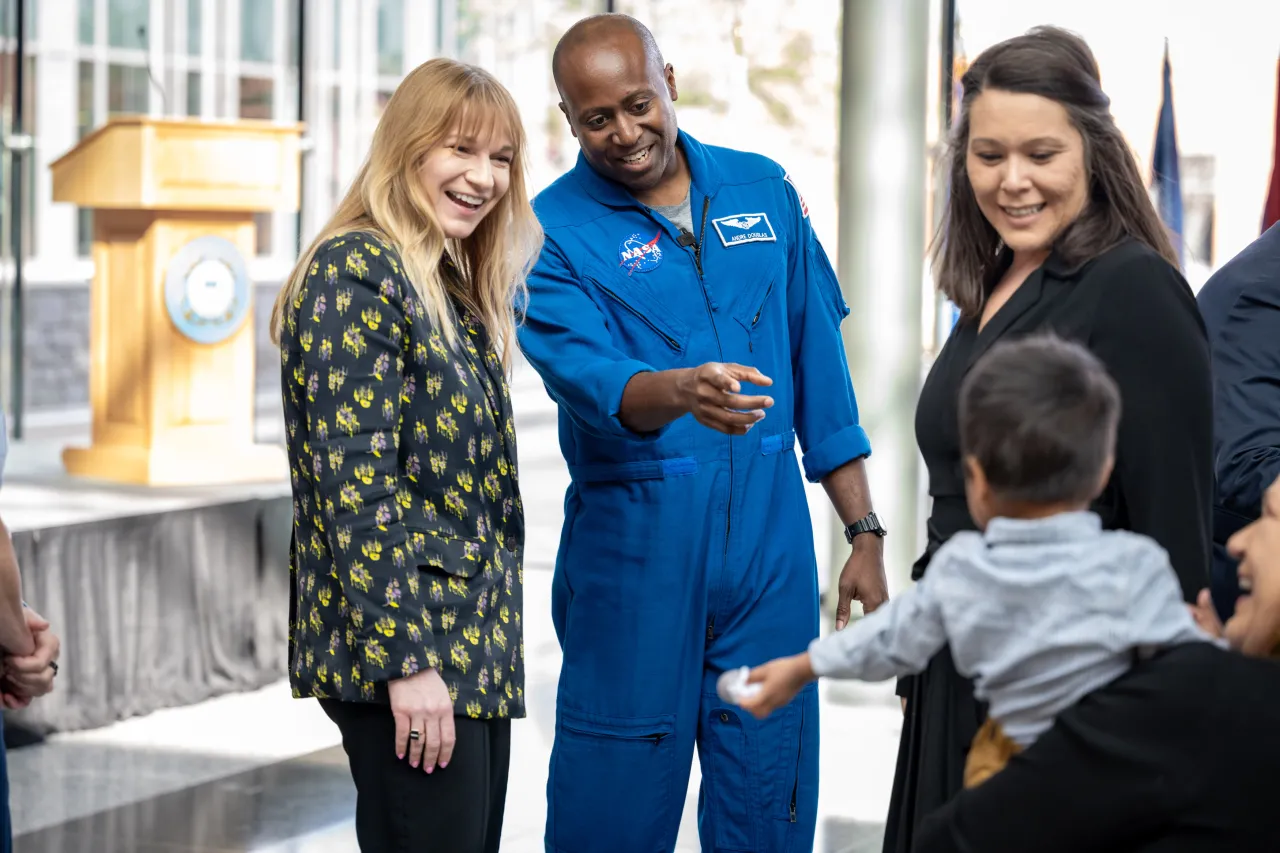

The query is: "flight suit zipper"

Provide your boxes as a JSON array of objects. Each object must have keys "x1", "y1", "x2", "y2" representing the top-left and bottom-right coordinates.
[
  {"x1": 663, "y1": 198, "x2": 731, "y2": 646},
  {"x1": 692, "y1": 198, "x2": 732, "y2": 562},
  {"x1": 789, "y1": 705, "x2": 805, "y2": 822},
  {"x1": 747, "y1": 279, "x2": 775, "y2": 352},
  {"x1": 683, "y1": 197, "x2": 731, "y2": 644}
]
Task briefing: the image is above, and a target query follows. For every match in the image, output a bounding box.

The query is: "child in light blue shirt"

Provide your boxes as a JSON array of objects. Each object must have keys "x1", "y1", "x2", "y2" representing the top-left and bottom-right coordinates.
[{"x1": 732, "y1": 336, "x2": 1213, "y2": 783}]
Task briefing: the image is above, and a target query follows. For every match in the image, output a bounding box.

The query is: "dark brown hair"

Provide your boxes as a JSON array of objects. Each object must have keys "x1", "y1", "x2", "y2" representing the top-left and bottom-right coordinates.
[
  {"x1": 960, "y1": 334, "x2": 1120, "y2": 505},
  {"x1": 932, "y1": 26, "x2": 1178, "y2": 318}
]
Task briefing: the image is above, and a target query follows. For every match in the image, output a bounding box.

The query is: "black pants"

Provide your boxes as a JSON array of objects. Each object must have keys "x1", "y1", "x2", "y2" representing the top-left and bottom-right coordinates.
[{"x1": 321, "y1": 699, "x2": 511, "y2": 853}]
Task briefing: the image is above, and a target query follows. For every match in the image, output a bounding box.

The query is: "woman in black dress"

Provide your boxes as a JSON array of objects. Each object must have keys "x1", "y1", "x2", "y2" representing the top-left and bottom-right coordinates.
[{"x1": 885, "y1": 26, "x2": 1214, "y2": 852}]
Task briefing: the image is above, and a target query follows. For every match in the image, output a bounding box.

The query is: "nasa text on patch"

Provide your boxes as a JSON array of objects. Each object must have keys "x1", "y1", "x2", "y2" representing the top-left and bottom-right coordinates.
[
  {"x1": 711, "y1": 213, "x2": 777, "y2": 248},
  {"x1": 618, "y1": 230, "x2": 664, "y2": 275}
]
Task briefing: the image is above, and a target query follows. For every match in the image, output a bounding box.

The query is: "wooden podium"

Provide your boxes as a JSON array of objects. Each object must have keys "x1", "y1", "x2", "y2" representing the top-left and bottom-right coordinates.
[{"x1": 49, "y1": 117, "x2": 302, "y2": 486}]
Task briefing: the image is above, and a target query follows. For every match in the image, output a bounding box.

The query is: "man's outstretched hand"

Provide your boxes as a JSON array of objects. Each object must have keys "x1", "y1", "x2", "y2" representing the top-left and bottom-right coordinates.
[{"x1": 676, "y1": 362, "x2": 774, "y2": 436}]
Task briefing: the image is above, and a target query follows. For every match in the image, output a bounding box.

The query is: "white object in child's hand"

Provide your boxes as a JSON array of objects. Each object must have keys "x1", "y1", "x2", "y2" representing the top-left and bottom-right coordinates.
[{"x1": 716, "y1": 666, "x2": 762, "y2": 705}]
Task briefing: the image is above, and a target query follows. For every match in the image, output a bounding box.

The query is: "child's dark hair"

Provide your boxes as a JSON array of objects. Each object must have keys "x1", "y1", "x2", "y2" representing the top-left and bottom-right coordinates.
[{"x1": 959, "y1": 334, "x2": 1121, "y2": 504}]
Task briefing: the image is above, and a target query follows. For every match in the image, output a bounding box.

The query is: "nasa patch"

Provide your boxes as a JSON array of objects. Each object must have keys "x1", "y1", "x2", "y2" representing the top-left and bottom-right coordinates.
[
  {"x1": 784, "y1": 172, "x2": 809, "y2": 218},
  {"x1": 618, "y1": 231, "x2": 664, "y2": 274}
]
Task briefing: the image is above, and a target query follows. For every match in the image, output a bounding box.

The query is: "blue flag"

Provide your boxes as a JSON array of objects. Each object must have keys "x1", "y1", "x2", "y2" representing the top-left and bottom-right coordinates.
[{"x1": 1151, "y1": 42, "x2": 1184, "y2": 267}]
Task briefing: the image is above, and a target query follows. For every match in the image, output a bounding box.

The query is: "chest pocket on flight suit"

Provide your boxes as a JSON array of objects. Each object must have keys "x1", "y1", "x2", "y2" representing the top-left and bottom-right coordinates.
[
  {"x1": 583, "y1": 262, "x2": 690, "y2": 366},
  {"x1": 731, "y1": 256, "x2": 785, "y2": 353}
]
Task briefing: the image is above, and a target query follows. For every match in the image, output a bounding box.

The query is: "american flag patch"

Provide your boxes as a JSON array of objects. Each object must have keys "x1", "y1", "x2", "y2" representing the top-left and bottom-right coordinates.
[{"x1": 784, "y1": 172, "x2": 809, "y2": 218}]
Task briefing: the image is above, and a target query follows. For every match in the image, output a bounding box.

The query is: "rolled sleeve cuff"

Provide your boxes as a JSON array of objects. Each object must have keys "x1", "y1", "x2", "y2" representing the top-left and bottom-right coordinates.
[
  {"x1": 594, "y1": 359, "x2": 669, "y2": 441},
  {"x1": 801, "y1": 424, "x2": 872, "y2": 483}
]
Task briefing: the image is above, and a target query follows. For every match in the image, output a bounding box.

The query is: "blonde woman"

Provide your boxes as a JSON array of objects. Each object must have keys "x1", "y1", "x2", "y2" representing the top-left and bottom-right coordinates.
[{"x1": 270, "y1": 58, "x2": 541, "y2": 852}]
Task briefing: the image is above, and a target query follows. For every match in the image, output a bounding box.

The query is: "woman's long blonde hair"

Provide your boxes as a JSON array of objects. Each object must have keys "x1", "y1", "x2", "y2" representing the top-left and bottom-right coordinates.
[{"x1": 270, "y1": 58, "x2": 542, "y2": 370}]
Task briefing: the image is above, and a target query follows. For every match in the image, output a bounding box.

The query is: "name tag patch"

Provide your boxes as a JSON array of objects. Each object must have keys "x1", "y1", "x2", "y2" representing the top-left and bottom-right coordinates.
[{"x1": 711, "y1": 213, "x2": 777, "y2": 248}]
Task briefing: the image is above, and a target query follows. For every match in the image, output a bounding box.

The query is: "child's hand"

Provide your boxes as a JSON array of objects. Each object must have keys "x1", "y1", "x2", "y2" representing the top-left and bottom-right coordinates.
[
  {"x1": 737, "y1": 653, "x2": 815, "y2": 720},
  {"x1": 1188, "y1": 588, "x2": 1224, "y2": 638}
]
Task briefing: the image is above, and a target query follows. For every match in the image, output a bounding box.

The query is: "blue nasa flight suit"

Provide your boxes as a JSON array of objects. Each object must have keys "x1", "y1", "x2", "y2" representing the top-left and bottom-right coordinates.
[{"x1": 518, "y1": 130, "x2": 871, "y2": 853}]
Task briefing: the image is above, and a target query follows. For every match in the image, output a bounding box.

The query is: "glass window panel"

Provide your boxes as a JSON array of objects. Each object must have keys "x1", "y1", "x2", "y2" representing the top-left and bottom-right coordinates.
[
  {"x1": 254, "y1": 212, "x2": 272, "y2": 256},
  {"x1": 238, "y1": 76, "x2": 273, "y2": 119},
  {"x1": 186, "y1": 71, "x2": 201, "y2": 117},
  {"x1": 77, "y1": 208, "x2": 93, "y2": 258},
  {"x1": 375, "y1": 89, "x2": 393, "y2": 123},
  {"x1": 21, "y1": 55, "x2": 35, "y2": 257},
  {"x1": 0, "y1": 47, "x2": 32, "y2": 120},
  {"x1": 241, "y1": 0, "x2": 273, "y2": 63},
  {"x1": 78, "y1": 0, "x2": 95, "y2": 45},
  {"x1": 77, "y1": 61, "x2": 95, "y2": 259},
  {"x1": 107, "y1": 64, "x2": 149, "y2": 116},
  {"x1": 286, "y1": 0, "x2": 299, "y2": 68},
  {"x1": 77, "y1": 61, "x2": 94, "y2": 138},
  {"x1": 187, "y1": 0, "x2": 201, "y2": 55},
  {"x1": 331, "y1": 0, "x2": 340, "y2": 70},
  {"x1": 2, "y1": 0, "x2": 35, "y2": 39},
  {"x1": 107, "y1": 0, "x2": 149, "y2": 49},
  {"x1": 328, "y1": 86, "x2": 340, "y2": 206},
  {"x1": 377, "y1": 0, "x2": 404, "y2": 76},
  {"x1": 20, "y1": 54, "x2": 34, "y2": 134}
]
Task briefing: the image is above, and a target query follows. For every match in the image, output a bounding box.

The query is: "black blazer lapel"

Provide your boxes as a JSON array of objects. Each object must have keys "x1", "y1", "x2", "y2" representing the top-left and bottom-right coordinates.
[{"x1": 965, "y1": 265, "x2": 1048, "y2": 371}]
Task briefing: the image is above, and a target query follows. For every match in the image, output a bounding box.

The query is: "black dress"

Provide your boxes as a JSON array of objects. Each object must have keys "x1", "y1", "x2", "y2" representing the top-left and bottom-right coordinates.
[{"x1": 883, "y1": 240, "x2": 1214, "y2": 853}]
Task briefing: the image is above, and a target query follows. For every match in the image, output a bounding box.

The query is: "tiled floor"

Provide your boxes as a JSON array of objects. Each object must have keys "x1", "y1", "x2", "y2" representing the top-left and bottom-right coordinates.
[{"x1": 7, "y1": 367, "x2": 904, "y2": 852}]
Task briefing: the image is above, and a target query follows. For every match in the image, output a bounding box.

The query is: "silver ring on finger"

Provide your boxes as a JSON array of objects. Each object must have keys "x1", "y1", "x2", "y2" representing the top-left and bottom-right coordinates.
[{"x1": 409, "y1": 729, "x2": 421, "y2": 740}]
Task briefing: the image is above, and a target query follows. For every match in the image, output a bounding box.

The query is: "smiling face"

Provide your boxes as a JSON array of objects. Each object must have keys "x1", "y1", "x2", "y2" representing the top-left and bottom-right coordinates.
[
  {"x1": 1224, "y1": 482, "x2": 1280, "y2": 657},
  {"x1": 965, "y1": 89, "x2": 1089, "y2": 263},
  {"x1": 417, "y1": 123, "x2": 514, "y2": 239},
  {"x1": 555, "y1": 31, "x2": 682, "y2": 200}
]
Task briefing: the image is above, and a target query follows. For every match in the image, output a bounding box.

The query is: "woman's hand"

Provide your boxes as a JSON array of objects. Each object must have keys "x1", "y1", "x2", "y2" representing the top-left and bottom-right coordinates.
[
  {"x1": 737, "y1": 653, "x2": 815, "y2": 720},
  {"x1": 388, "y1": 668, "x2": 456, "y2": 772},
  {"x1": 2, "y1": 608, "x2": 58, "y2": 707}
]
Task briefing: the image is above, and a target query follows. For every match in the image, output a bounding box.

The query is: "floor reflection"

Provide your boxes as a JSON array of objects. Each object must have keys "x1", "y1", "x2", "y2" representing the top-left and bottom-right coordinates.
[{"x1": 14, "y1": 748, "x2": 355, "y2": 853}]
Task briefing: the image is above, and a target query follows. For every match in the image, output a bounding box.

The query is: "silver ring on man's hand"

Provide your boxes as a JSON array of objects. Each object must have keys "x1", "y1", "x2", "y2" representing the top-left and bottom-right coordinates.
[
  {"x1": 408, "y1": 729, "x2": 420, "y2": 740},
  {"x1": 49, "y1": 661, "x2": 57, "y2": 676}
]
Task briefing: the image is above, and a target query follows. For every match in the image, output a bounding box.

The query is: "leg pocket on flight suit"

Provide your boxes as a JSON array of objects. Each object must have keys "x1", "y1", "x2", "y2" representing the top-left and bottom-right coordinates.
[
  {"x1": 702, "y1": 700, "x2": 802, "y2": 852},
  {"x1": 549, "y1": 708, "x2": 677, "y2": 853}
]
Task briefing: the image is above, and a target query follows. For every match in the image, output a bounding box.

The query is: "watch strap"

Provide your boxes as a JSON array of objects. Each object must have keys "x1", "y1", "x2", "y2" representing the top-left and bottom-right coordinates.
[{"x1": 844, "y1": 511, "x2": 886, "y2": 543}]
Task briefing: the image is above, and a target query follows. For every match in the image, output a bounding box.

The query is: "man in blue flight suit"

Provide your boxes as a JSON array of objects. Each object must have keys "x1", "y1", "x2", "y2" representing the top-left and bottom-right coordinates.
[
  {"x1": 517, "y1": 14, "x2": 887, "y2": 853},
  {"x1": 1196, "y1": 222, "x2": 1280, "y2": 623}
]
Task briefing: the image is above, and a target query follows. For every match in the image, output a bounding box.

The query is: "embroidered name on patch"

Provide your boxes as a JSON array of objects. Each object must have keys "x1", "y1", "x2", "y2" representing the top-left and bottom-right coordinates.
[
  {"x1": 618, "y1": 231, "x2": 664, "y2": 274},
  {"x1": 711, "y1": 213, "x2": 777, "y2": 248}
]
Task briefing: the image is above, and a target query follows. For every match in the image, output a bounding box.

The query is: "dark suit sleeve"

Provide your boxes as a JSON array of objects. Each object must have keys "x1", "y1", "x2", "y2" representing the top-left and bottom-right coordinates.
[
  {"x1": 1208, "y1": 287, "x2": 1280, "y2": 520},
  {"x1": 912, "y1": 670, "x2": 1188, "y2": 853},
  {"x1": 1089, "y1": 253, "x2": 1213, "y2": 600}
]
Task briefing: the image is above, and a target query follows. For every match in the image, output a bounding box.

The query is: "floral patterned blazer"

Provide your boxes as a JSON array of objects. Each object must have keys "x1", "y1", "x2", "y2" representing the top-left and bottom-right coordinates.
[{"x1": 280, "y1": 231, "x2": 525, "y2": 720}]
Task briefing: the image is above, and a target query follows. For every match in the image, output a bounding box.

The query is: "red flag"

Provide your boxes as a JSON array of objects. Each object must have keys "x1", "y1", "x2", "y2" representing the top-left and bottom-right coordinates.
[{"x1": 1264, "y1": 56, "x2": 1280, "y2": 233}]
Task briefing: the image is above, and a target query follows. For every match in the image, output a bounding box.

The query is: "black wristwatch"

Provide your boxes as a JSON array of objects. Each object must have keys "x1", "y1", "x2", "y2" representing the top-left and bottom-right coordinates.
[{"x1": 843, "y1": 511, "x2": 887, "y2": 544}]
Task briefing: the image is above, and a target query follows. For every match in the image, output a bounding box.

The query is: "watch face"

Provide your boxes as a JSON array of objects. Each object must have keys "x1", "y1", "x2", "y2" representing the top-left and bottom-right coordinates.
[{"x1": 163, "y1": 235, "x2": 251, "y2": 345}]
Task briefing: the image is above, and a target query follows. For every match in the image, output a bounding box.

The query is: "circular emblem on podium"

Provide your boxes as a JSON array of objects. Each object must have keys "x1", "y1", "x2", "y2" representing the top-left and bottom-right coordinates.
[{"x1": 164, "y1": 236, "x2": 251, "y2": 344}]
